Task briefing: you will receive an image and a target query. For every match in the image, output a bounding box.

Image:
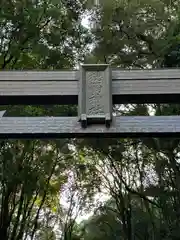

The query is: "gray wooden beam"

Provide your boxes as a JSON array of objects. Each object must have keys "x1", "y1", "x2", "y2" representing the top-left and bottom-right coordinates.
[
  {"x1": 1, "y1": 69, "x2": 180, "y2": 105},
  {"x1": 0, "y1": 116, "x2": 180, "y2": 138}
]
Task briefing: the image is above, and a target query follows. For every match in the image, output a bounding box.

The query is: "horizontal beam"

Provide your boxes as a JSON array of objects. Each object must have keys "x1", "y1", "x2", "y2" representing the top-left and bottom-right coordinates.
[
  {"x1": 1, "y1": 69, "x2": 180, "y2": 105},
  {"x1": 0, "y1": 116, "x2": 180, "y2": 138}
]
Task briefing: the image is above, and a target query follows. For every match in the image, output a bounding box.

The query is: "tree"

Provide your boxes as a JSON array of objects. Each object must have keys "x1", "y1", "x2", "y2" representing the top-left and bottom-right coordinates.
[
  {"x1": 73, "y1": 1, "x2": 180, "y2": 239},
  {"x1": 0, "y1": 1, "x2": 92, "y2": 239},
  {"x1": 0, "y1": 0, "x2": 91, "y2": 70},
  {"x1": 85, "y1": 0, "x2": 178, "y2": 68}
]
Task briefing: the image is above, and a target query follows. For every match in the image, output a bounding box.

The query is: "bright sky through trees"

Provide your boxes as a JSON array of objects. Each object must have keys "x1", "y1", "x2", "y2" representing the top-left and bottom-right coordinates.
[{"x1": 82, "y1": 15, "x2": 90, "y2": 28}]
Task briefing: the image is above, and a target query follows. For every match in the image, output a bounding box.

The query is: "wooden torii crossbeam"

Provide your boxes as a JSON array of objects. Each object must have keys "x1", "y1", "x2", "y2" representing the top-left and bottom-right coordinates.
[{"x1": 1, "y1": 64, "x2": 180, "y2": 139}]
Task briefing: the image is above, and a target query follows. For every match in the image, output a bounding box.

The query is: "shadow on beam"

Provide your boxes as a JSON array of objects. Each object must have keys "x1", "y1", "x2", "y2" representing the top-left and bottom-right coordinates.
[{"x1": 1, "y1": 94, "x2": 180, "y2": 105}]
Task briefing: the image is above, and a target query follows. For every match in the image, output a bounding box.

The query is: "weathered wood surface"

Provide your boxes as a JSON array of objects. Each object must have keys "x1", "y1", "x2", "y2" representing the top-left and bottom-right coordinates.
[
  {"x1": 1, "y1": 69, "x2": 180, "y2": 104},
  {"x1": 0, "y1": 116, "x2": 180, "y2": 138}
]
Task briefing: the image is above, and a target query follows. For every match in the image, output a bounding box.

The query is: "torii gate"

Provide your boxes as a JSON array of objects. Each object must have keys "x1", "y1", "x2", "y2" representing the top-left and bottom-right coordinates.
[{"x1": 0, "y1": 64, "x2": 180, "y2": 139}]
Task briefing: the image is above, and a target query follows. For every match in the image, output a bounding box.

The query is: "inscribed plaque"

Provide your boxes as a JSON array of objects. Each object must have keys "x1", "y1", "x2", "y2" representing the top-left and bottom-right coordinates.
[{"x1": 79, "y1": 64, "x2": 112, "y2": 127}]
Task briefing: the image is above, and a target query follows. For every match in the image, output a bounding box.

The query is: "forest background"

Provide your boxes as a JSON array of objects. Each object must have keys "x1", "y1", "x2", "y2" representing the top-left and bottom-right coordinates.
[{"x1": 0, "y1": 0, "x2": 180, "y2": 239}]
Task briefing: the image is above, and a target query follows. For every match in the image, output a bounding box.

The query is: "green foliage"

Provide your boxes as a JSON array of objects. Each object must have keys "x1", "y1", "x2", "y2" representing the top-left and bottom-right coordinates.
[
  {"x1": 0, "y1": 0, "x2": 91, "y2": 70},
  {"x1": 86, "y1": 0, "x2": 179, "y2": 68},
  {"x1": 0, "y1": 0, "x2": 92, "y2": 239},
  {"x1": 2, "y1": 0, "x2": 180, "y2": 239},
  {"x1": 73, "y1": 1, "x2": 180, "y2": 240}
]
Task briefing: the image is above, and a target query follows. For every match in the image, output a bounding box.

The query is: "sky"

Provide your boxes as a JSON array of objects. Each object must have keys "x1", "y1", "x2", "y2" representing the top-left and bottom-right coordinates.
[{"x1": 82, "y1": 14, "x2": 90, "y2": 29}]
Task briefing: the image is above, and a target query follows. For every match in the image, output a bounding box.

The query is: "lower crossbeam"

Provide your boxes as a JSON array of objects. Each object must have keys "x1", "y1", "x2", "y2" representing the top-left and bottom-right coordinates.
[{"x1": 0, "y1": 116, "x2": 179, "y2": 138}]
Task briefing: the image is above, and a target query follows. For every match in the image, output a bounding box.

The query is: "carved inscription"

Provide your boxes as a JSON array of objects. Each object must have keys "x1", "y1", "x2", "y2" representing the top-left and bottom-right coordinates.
[{"x1": 86, "y1": 71, "x2": 104, "y2": 116}]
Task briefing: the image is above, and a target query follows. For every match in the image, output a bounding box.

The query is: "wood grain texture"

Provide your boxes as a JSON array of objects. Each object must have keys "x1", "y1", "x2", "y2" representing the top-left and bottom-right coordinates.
[
  {"x1": 112, "y1": 69, "x2": 180, "y2": 79},
  {"x1": 0, "y1": 69, "x2": 180, "y2": 104},
  {"x1": 0, "y1": 71, "x2": 77, "y2": 81},
  {"x1": 0, "y1": 116, "x2": 180, "y2": 138},
  {"x1": 1, "y1": 69, "x2": 179, "y2": 80}
]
